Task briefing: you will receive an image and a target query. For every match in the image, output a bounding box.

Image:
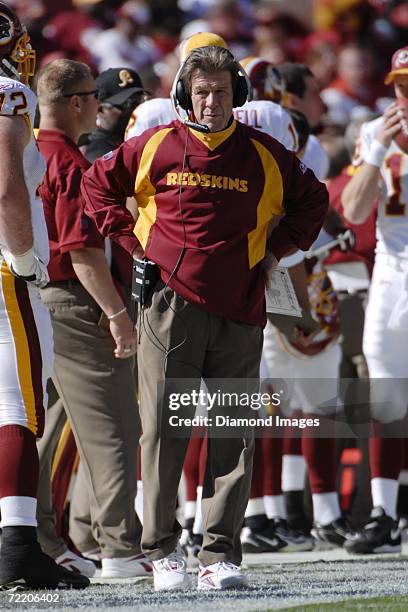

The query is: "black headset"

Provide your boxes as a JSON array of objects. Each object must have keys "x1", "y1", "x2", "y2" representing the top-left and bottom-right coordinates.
[{"x1": 174, "y1": 65, "x2": 249, "y2": 111}]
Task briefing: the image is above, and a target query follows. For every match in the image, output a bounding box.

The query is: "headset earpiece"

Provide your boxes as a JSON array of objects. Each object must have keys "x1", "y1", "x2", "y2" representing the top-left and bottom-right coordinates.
[
  {"x1": 233, "y1": 74, "x2": 249, "y2": 107},
  {"x1": 175, "y1": 79, "x2": 192, "y2": 111}
]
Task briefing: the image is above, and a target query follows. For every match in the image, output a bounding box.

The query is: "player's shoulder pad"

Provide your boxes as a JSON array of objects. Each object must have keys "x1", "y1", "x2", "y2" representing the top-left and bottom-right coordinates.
[{"x1": 0, "y1": 77, "x2": 36, "y2": 116}]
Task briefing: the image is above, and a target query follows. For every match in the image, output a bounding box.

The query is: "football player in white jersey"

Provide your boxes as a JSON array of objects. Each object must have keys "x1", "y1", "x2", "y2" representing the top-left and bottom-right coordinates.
[
  {"x1": 342, "y1": 46, "x2": 408, "y2": 554},
  {"x1": 274, "y1": 65, "x2": 346, "y2": 549},
  {"x1": 0, "y1": 3, "x2": 88, "y2": 589},
  {"x1": 278, "y1": 62, "x2": 329, "y2": 181},
  {"x1": 238, "y1": 58, "x2": 348, "y2": 553},
  {"x1": 234, "y1": 57, "x2": 299, "y2": 152},
  {"x1": 236, "y1": 56, "x2": 298, "y2": 153}
]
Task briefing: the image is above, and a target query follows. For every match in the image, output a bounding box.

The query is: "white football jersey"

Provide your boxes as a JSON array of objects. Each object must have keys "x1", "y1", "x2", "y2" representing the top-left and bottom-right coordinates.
[
  {"x1": 233, "y1": 100, "x2": 298, "y2": 151},
  {"x1": 126, "y1": 97, "x2": 298, "y2": 152},
  {"x1": 0, "y1": 76, "x2": 49, "y2": 263},
  {"x1": 359, "y1": 116, "x2": 408, "y2": 258}
]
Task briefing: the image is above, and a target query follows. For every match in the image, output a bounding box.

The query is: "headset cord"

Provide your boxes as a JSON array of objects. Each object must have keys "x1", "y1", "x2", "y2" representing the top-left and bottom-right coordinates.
[{"x1": 138, "y1": 125, "x2": 200, "y2": 378}]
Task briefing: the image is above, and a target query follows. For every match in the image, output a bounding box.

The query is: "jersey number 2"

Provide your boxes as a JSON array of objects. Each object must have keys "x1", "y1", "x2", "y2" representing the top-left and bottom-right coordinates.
[
  {"x1": 0, "y1": 91, "x2": 28, "y2": 115},
  {"x1": 10, "y1": 92, "x2": 28, "y2": 115}
]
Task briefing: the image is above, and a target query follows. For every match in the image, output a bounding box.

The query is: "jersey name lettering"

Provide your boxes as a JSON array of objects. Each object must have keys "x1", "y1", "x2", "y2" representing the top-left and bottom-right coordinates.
[
  {"x1": 166, "y1": 172, "x2": 248, "y2": 192},
  {"x1": 233, "y1": 108, "x2": 262, "y2": 128}
]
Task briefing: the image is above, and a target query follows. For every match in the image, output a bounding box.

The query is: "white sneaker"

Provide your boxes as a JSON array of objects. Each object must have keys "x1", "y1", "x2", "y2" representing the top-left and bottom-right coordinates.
[
  {"x1": 55, "y1": 550, "x2": 96, "y2": 578},
  {"x1": 152, "y1": 544, "x2": 191, "y2": 591},
  {"x1": 197, "y1": 561, "x2": 248, "y2": 590},
  {"x1": 101, "y1": 553, "x2": 153, "y2": 578}
]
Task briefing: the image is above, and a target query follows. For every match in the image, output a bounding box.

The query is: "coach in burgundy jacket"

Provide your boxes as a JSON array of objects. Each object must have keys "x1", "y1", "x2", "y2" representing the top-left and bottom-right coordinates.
[{"x1": 81, "y1": 44, "x2": 328, "y2": 587}]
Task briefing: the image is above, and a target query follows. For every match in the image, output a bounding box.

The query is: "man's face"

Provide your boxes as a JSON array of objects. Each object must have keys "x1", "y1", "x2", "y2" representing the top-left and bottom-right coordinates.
[
  {"x1": 190, "y1": 69, "x2": 234, "y2": 132},
  {"x1": 76, "y1": 76, "x2": 98, "y2": 134},
  {"x1": 394, "y1": 75, "x2": 408, "y2": 100},
  {"x1": 96, "y1": 103, "x2": 122, "y2": 131},
  {"x1": 290, "y1": 75, "x2": 325, "y2": 129}
]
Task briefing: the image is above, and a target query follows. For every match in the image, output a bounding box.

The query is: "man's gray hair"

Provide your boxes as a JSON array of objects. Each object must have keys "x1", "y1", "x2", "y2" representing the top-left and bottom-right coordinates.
[
  {"x1": 37, "y1": 59, "x2": 93, "y2": 107},
  {"x1": 179, "y1": 46, "x2": 240, "y2": 91}
]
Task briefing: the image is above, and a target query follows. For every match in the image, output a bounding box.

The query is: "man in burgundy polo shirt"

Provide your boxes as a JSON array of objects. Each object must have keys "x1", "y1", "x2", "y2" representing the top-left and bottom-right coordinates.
[{"x1": 35, "y1": 59, "x2": 151, "y2": 579}]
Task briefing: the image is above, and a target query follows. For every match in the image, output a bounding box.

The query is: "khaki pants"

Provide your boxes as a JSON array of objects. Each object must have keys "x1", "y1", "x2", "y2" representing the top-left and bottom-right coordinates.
[
  {"x1": 37, "y1": 382, "x2": 67, "y2": 559},
  {"x1": 69, "y1": 460, "x2": 99, "y2": 554},
  {"x1": 138, "y1": 280, "x2": 263, "y2": 566},
  {"x1": 38, "y1": 282, "x2": 142, "y2": 558}
]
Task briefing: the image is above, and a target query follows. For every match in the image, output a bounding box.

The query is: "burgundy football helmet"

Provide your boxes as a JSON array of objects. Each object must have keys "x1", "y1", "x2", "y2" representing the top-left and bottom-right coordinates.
[
  {"x1": 240, "y1": 56, "x2": 285, "y2": 103},
  {"x1": 0, "y1": 2, "x2": 35, "y2": 84}
]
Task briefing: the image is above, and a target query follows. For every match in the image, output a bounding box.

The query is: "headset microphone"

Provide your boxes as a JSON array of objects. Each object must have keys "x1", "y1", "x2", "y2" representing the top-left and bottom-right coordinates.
[{"x1": 184, "y1": 119, "x2": 210, "y2": 133}]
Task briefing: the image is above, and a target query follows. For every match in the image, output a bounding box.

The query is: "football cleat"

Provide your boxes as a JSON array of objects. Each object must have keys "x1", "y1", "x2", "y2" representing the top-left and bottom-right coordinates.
[
  {"x1": 311, "y1": 517, "x2": 351, "y2": 549},
  {"x1": 344, "y1": 507, "x2": 402, "y2": 554},
  {"x1": 197, "y1": 561, "x2": 248, "y2": 590},
  {"x1": 273, "y1": 518, "x2": 314, "y2": 551},
  {"x1": 285, "y1": 490, "x2": 313, "y2": 536},
  {"x1": 0, "y1": 541, "x2": 90, "y2": 590},
  {"x1": 241, "y1": 521, "x2": 286, "y2": 553}
]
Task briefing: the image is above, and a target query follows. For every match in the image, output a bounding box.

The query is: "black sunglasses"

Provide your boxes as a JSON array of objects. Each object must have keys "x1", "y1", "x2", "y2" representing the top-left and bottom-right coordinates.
[{"x1": 63, "y1": 90, "x2": 98, "y2": 99}]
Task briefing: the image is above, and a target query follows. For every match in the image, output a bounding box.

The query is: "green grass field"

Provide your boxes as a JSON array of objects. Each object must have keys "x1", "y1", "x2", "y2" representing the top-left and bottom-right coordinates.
[{"x1": 281, "y1": 595, "x2": 408, "y2": 611}]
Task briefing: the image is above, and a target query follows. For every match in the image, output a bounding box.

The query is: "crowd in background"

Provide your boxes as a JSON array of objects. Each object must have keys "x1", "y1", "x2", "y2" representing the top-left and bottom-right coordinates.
[
  {"x1": 9, "y1": 0, "x2": 407, "y2": 104},
  {"x1": 7, "y1": 0, "x2": 404, "y2": 252},
  {"x1": 6, "y1": 0, "x2": 407, "y2": 179}
]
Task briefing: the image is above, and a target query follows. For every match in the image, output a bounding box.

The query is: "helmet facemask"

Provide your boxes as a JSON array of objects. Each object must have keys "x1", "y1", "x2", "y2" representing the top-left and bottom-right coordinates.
[
  {"x1": 9, "y1": 31, "x2": 36, "y2": 84},
  {"x1": 0, "y1": 6, "x2": 36, "y2": 85}
]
